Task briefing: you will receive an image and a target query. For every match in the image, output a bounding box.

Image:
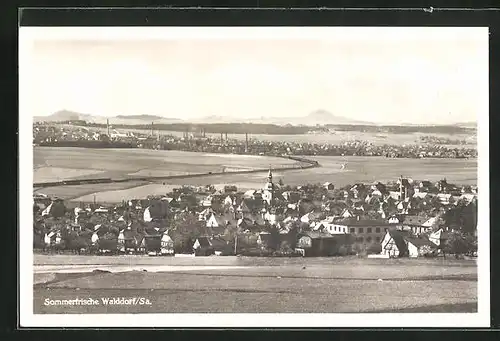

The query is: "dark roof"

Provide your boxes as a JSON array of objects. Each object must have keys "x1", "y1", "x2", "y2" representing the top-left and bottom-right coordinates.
[
  {"x1": 337, "y1": 218, "x2": 392, "y2": 227},
  {"x1": 209, "y1": 237, "x2": 228, "y2": 249},
  {"x1": 405, "y1": 236, "x2": 436, "y2": 248},
  {"x1": 240, "y1": 198, "x2": 263, "y2": 211},
  {"x1": 144, "y1": 235, "x2": 162, "y2": 249},
  {"x1": 387, "y1": 229, "x2": 409, "y2": 253},
  {"x1": 299, "y1": 231, "x2": 337, "y2": 239},
  {"x1": 195, "y1": 237, "x2": 211, "y2": 248},
  {"x1": 258, "y1": 233, "x2": 273, "y2": 243},
  {"x1": 402, "y1": 215, "x2": 430, "y2": 226},
  {"x1": 122, "y1": 229, "x2": 136, "y2": 240}
]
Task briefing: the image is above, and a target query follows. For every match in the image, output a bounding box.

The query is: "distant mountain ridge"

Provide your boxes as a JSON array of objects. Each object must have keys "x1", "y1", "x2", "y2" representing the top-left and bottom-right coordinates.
[
  {"x1": 191, "y1": 110, "x2": 373, "y2": 126},
  {"x1": 33, "y1": 109, "x2": 473, "y2": 127},
  {"x1": 34, "y1": 110, "x2": 183, "y2": 125},
  {"x1": 115, "y1": 114, "x2": 166, "y2": 120}
]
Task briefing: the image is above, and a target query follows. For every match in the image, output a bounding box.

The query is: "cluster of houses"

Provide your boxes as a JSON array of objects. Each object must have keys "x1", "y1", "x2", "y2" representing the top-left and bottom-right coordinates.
[{"x1": 33, "y1": 169, "x2": 478, "y2": 258}]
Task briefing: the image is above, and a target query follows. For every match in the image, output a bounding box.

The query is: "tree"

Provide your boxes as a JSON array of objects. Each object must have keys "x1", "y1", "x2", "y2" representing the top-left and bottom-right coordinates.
[
  {"x1": 266, "y1": 224, "x2": 281, "y2": 251},
  {"x1": 443, "y1": 231, "x2": 473, "y2": 256},
  {"x1": 170, "y1": 213, "x2": 204, "y2": 253}
]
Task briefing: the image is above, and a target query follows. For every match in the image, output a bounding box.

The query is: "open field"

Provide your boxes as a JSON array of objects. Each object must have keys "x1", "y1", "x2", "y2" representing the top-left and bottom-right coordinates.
[
  {"x1": 33, "y1": 147, "x2": 299, "y2": 183},
  {"x1": 33, "y1": 181, "x2": 150, "y2": 201},
  {"x1": 73, "y1": 156, "x2": 475, "y2": 203},
  {"x1": 33, "y1": 255, "x2": 476, "y2": 314},
  {"x1": 33, "y1": 148, "x2": 477, "y2": 203}
]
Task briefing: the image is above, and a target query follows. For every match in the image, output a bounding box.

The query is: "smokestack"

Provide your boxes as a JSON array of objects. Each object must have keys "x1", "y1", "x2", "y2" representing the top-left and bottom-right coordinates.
[
  {"x1": 106, "y1": 119, "x2": 110, "y2": 136},
  {"x1": 225, "y1": 132, "x2": 228, "y2": 141},
  {"x1": 220, "y1": 132, "x2": 223, "y2": 142},
  {"x1": 151, "y1": 122, "x2": 154, "y2": 136},
  {"x1": 245, "y1": 133, "x2": 249, "y2": 153}
]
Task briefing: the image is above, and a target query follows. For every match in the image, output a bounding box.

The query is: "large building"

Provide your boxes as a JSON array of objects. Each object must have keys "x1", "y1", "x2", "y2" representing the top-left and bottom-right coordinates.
[{"x1": 332, "y1": 218, "x2": 399, "y2": 248}]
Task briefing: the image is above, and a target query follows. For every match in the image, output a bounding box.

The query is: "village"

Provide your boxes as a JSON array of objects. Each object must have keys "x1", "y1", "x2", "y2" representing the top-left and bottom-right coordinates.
[
  {"x1": 33, "y1": 122, "x2": 477, "y2": 159},
  {"x1": 33, "y1": 168, "x2": 478, "y2": 259}
]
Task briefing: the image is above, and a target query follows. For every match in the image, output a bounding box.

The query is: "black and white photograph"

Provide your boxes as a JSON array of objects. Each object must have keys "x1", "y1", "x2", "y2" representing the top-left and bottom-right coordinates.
[{"x1": 19, "y1": 26, "x2": 489, "y2": 327}]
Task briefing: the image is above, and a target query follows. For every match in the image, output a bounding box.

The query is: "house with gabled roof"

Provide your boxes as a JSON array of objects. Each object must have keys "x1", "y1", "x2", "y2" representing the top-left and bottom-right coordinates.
[
  {"x1": 380, "y1": 229, "x2": 410, "y2": 258},
  {"x1": 193, "y1": 235, "x2": 232, "y2": 255},
  {"x1": 282, "y1": 191, "x2": 301, "y2": 203},
  {"x1": 323, "y1": 182, "x2": 335, "y2": 190},
  {"x1": 401, "y1": 215, "x2": 436, "y2": 235},
  {"x1": 314, "y1": 218, "x2": 349, "y2": 234},
  {"x1": 335, "y1": 217, "x2": 395, "y2": 248},
  {"x1": 429, "y1": 228, "x2": 449, "y2": 247},
  {"x1": 413, "y1": 192, "x2": 431, "y2": 200},
  {"x1": 296, "y1": 231, "x2": 354, "y2": 257},
  {"x1": 237, "y1": 198, "x2": 264, "y2": 215},
  {"x1": 405, "y1": 236, "x2": 437, "y2": 257}
]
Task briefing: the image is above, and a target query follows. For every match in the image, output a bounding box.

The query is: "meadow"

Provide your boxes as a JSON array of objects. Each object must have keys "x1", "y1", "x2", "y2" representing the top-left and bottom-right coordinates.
[
  {"x1": 33, "y1": 147, "x2": 477, "y2": 203},
  {"x1": 33, "y1": 147, "x2": 298, "y2": 183},
  {"x1": 33, "y1": 255, "x2": 477, "y2": 314}
]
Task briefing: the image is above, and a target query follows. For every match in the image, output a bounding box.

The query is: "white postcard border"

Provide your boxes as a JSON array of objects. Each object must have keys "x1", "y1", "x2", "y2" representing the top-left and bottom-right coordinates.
[{"x1": 19, "y1": 26, "x2": 490, "y2": 328}]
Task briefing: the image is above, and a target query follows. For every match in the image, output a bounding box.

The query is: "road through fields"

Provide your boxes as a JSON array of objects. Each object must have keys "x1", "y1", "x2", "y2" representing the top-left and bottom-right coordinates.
[{"x1": 33, "y1": 255, "x2": 477, "y2": 314}]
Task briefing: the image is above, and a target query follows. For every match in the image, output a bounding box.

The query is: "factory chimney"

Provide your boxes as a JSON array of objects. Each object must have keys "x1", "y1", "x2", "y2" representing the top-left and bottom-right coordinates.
[
  {"x1": 106, "y1": 119, "x2": 110, "y2": 136},
  {"x1": 245, "y1": 133, "x2": 249, "y2": 153}
]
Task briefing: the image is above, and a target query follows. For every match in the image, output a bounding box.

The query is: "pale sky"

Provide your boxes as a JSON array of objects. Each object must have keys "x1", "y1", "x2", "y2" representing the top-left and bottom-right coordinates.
[{"x1": 20, "y1": 27, "x2": 488, "y2": 124}]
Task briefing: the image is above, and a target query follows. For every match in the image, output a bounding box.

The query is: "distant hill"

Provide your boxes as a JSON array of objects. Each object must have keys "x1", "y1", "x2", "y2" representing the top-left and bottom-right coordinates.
[
  {"x1": 115, "y1": 114, "x2": 165, "y2": 121},
  {"x1": 34, "y1": 110, "x2": 184, "y2": 125},
  {"x1": 193, "y1": 109, "x2": 372, "y2": 126},
  {"x1": 300, "y1": 110, "x2": 372, "y2": 126},
  {"x1": 36, "y1": 109, "x2": 471, "y2": 128},
  {"x1": 452, "y1": 121, "x2": 477, "y2": 129},
  {"x1": 33, "y1": 110, "x2": 94, "y2": 123}
]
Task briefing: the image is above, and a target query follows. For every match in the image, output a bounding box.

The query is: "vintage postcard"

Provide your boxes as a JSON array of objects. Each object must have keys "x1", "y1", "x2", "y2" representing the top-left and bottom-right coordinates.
[{"x1": 19, "y1": 26, "x2": 489, "y2": 327}]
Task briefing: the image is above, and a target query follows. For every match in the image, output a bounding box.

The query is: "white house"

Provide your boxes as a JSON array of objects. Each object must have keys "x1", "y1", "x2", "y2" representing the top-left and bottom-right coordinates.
[
  {"x1": 223, "y1": 195, "x2": 234, "y2": 206},
  {"x1": 406, "y1": 237, "x2": 437, "y2": 258},
  {"x1": 243, "y1": 190, "x2": 258, "y2": 199},
  {"x1": 388, "y1": 215, "x2": 400, "y2": 224},
  {"x1": 300, "y1": 212, "x2": 320, "y2": 225},
  {"x1": 201, "y1": 196, "x2": 214, "y2": 207},
  {"x1": 429, "y1": 228, "x2": 448, "y2": 247},
  {"x1": 264, "y1": 211, "x2": 278, "y2": 225},
  {"x1": 205, "y1": 213, "x2": 219, "y2": 227},
  {"x1": 340, "y1": 208, "x2": 353, "y2": 219},
  {"x1": 388, "y1": 191, "x2": 401, "y2": 201},
  {"x1": 44, "y1": 230, "x2": 61, "y2": 248},
  {"x1": 380, "y1": 230, "x2": 408, "y2": 258},
  {"x1": 161, "y1": 232, "x2": 174, "y2": 255},
  {"x1": 436, "y1": 193, "x2": 453, "y2": 205},
  {"x1": 315, "y1": 220, "x2": 349, "y2": 234},
  {"x1": 323, "y1": 182, "x2": 335, "y2": 190}
]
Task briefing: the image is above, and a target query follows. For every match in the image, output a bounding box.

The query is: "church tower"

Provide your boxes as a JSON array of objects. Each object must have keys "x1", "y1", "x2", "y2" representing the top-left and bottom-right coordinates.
[{"x1": 263, "y1": 166, "x2": 275, "y2": 209}]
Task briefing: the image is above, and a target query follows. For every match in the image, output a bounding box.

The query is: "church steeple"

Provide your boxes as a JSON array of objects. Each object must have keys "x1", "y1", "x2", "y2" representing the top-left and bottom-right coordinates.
[{"x1": 263, "y1": 166, "x2": 275, "y2": 209}]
